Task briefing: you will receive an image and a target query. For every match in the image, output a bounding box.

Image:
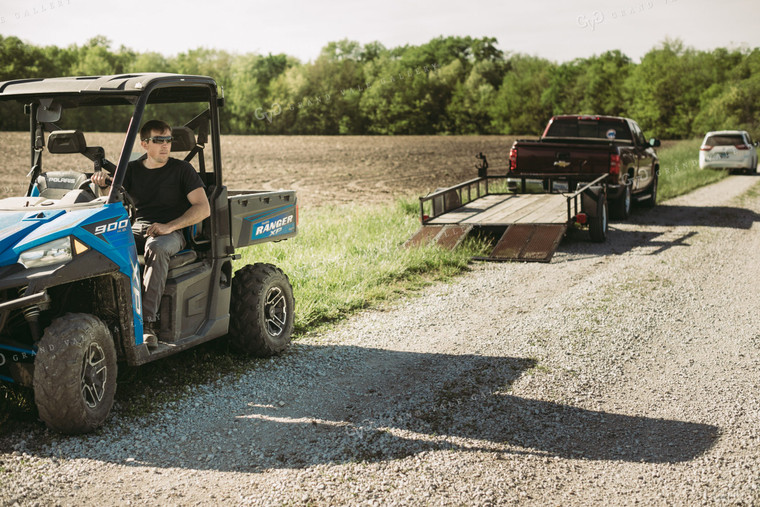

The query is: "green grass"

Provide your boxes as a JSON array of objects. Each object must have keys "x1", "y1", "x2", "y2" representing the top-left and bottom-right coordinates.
[
  {"x1": 657, "y1": 139, "x2": 729, "y2": 201},
  {"x1": 237, "y1": 198, "x2": 492, "y2": 334}
]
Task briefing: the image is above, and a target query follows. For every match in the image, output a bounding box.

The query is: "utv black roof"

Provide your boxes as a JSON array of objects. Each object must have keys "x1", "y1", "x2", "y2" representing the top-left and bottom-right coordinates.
[{"x1": 0, "y1": 73, "x2": 218, "y2": 106}]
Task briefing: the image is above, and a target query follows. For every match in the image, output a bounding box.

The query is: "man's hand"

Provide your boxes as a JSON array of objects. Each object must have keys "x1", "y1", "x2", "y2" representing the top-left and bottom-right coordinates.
[
  {"x1": 146, "y1": 222, "x2": 175, "y2": 237},
  {"x1": 91, "y1": 171, "x2": 111, "y2": 196},
  {"x1": 91, "y1": 171, "x2": 110, "y2": 187}
]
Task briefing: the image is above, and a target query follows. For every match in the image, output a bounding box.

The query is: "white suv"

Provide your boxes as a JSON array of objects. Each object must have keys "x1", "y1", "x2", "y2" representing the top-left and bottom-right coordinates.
[{"x1": 699, "y1": 130, "x2": 758, "y2": 173}]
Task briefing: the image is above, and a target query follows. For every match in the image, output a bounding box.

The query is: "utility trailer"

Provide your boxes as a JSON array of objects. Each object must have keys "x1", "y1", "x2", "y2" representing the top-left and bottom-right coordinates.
[{"x1": 407, "y1": 161, "x2": 608, "y2": 262}]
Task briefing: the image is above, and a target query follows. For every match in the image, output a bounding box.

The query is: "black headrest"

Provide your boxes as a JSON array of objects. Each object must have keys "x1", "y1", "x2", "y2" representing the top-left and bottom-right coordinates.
[
  {"x1": 48, "y1": 130, "x2": 86, "y2": 154},
  {"x1": 171, "y1": 126, "x2": 196, "y2": 152}
]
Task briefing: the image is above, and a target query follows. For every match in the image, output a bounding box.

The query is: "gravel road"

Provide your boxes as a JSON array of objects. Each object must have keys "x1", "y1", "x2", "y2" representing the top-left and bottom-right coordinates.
[{"x1": 2, "y1": 175, "x2": 760, "y2": 506}]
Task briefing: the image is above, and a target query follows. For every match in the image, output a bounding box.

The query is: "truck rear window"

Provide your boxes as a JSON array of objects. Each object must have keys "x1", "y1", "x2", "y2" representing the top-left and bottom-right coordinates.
[{"x1": 545, "y1": 119, "x2": 632, "y2": 141}]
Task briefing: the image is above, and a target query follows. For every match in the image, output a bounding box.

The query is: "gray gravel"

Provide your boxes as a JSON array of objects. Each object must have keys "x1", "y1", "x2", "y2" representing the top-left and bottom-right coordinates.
[{"x1": 2, "y1": 175, "x2": 760, "y2": 506}]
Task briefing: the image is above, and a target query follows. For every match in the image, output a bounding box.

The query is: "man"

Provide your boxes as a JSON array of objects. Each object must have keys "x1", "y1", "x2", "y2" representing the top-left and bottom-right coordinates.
[{"x1": 92, "y1": 120, "x2": 210, "y2": 348}]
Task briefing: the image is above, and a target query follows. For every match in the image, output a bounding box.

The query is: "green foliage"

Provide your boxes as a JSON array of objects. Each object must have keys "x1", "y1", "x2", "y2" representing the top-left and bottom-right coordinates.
[
  {"x1": 491, "y1": 55, "x2": 555, "y2": 135},
  {"x1": 0, "y1": 35, "x2": 758, "y2": 138}
]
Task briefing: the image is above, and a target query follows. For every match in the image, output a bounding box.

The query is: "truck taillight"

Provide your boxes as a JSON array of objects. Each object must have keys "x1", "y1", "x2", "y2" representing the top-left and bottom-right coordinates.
[
  {"x1": 509, "y1": 147, "x2": 517, "y2": 172},
  {"x1": 610, "y1": 154, "x2": 621, "y2": 175},
  {"x1": 700, "y1": 145, "x2": 713, "y2": 151},
  {"x1": 736, "y1": 144, "x2": 750, "y2": 150}
]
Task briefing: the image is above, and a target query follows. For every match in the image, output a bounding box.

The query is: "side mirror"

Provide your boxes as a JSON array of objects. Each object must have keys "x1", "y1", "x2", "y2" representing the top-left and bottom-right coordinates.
[
  {"x1": 37, "y1": 98, "x2": 62, "y2": 123},
  {"x1": 649, "y1": 138, "x2": 661, "y2": 148},
  {"x1": 48, "y1": 130, "x2": 87, "y2": 154}
]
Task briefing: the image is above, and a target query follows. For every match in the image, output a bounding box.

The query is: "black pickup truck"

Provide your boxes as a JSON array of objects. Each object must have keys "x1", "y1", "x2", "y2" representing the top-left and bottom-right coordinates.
[{"x1": 508, "y1": 115, "x2": 660, "y2": 219}]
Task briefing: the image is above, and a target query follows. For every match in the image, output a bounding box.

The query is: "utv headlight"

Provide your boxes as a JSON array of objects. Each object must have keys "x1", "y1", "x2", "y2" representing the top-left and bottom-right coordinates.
[{"x1": 19, "y1": 237, "x2": 72, "y2": 269}]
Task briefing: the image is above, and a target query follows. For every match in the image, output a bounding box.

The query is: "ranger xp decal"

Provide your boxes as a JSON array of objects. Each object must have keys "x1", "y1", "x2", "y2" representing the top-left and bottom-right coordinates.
[{"x1": 245, "y1": 205, "x2": 296, "y2": 241}]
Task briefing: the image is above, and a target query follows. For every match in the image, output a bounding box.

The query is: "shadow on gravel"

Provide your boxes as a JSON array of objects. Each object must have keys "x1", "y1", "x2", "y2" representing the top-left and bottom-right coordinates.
[
  {"x1": 630, "y1": 204, "x2": 760, "y2": 230},
  {"x1": 559, "y1": 203, "x2": 760, "y2": 260},
  {"x1": 2, "y1": 345, "x2": 720, "y2": 473}
]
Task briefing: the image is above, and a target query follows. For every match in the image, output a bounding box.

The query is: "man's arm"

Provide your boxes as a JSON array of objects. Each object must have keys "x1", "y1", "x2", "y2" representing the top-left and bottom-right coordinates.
[{"x1": 147, "y1": 187, "x2": 210, "y2": 237}]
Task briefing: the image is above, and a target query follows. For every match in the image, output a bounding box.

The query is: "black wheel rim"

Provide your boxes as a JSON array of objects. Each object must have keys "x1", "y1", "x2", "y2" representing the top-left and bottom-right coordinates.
[
  {"x1": 264, "y1": 286, "x2": 288, "y2": 337},
  {"x1": 80, "y1": 342, "x2": 107, "y2": 409}
]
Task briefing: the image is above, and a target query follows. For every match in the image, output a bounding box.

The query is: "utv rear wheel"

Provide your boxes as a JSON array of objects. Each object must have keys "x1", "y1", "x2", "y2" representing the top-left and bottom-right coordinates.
[
  {"x1": 33, "y1": 313, "x2": 117, "y2": 434},
  {"x1": 230, "y1": 263, "x2": 295, "y2": 357}
]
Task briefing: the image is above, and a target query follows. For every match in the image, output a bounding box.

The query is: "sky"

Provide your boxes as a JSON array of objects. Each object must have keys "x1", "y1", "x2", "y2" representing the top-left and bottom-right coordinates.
[{"x1": 0, "y1": 0, "x2": 758, "y2": 63}]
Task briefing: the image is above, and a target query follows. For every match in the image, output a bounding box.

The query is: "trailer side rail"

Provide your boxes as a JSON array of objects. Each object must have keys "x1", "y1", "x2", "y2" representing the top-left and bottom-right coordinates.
[{"x1": 420, "y1": 173, "x2": 608, "y2": 225}]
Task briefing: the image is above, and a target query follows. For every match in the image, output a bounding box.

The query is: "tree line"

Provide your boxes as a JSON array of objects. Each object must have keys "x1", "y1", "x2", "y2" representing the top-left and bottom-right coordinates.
[{"x1": 0, "y1": 34, "x2": 758, "y2": 139}]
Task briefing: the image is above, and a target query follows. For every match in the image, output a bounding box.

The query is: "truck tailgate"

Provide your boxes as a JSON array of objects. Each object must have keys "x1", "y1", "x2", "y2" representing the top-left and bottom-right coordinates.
[{"x1": 514, "y1": 140, "x2": 614, "y2": 176}]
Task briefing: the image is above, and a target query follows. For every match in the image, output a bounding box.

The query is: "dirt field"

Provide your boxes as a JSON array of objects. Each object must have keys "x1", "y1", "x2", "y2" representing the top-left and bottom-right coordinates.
[{"x1": 0, "y1": 132, "x2": 517, "y2": 206}]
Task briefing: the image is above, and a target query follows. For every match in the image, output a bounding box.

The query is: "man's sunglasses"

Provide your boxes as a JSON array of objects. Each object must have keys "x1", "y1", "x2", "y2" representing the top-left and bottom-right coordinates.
[{"x1": 144, "y1": 136, "x2": 173, "y2": 144}]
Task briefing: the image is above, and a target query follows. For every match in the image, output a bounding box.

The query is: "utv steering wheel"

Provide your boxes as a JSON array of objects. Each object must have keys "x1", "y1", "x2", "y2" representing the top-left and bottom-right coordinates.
[
  {"x1": 77, "y1": 178, "x2": 99, "y2": 200},
  {"x1": 79, "y1": 178, "x2": 137, "y2": 223}
]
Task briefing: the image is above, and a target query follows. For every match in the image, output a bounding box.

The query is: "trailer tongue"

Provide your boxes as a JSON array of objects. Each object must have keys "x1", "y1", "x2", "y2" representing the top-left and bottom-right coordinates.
[{"x1": 406, "y1": 171, "x2": 608, "y2": 262}]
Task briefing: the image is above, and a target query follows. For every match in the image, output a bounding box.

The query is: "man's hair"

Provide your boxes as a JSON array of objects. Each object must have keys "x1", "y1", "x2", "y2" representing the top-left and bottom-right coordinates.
[{"x1": 140, "y1": 120, "x2": 172, "y2": 141}]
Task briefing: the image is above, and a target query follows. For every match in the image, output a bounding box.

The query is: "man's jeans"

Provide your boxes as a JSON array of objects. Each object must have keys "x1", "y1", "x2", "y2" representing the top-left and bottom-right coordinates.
[{"x1": 133, "y1": 223, "x2": 185, "y2": 322}]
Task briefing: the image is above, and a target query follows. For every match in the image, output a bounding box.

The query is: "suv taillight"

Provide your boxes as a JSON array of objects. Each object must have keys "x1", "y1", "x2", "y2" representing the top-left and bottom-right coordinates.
[
  {"x1": 736, "y1": 144, "x2": 750, "y2": 150},
  {"x1": 700, "y1": 145, "x2": 713, "y2": 151},
  {"x1": 509, "y1": 147, "x2": 517, "y2": 172},
  {"x1": 610, "y1": 154, "x2": 621, "y2": 175}
]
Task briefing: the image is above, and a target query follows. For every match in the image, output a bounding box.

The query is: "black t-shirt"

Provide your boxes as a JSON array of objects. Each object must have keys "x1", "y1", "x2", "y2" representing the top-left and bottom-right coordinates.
[{"x1": 124, "y1": 156, "x2": 204, "y2": 224}]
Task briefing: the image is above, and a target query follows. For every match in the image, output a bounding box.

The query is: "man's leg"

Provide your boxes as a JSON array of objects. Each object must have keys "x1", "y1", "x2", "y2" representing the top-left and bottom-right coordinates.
[{"x1": 142, "y1": 230, "x2": 185, "y2": 323}]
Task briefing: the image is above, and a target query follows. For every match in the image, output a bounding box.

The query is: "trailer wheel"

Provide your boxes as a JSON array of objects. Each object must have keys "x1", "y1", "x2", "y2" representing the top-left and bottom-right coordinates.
[
  {"x1": 589, "y1": 195, "x2": 608, "y2": 243},
  {"x1": 33, "y1": 313, "x2": 117, "y2": 434},
  {"x1": 610, "y1": 183, "x2": 631, "y2": 220},
  {"x1": 229, "y1": 263, "x2": 294, "y2": 357}
]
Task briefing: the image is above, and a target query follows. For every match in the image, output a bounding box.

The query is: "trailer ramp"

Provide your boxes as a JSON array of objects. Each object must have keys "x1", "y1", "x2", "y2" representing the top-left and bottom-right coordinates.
[
  {"x1": 404, "y1": 224, "x2": 473, "y2": 250},
  {"x1": 481, "y1": 223, "x2": 567, "y2": 262}
]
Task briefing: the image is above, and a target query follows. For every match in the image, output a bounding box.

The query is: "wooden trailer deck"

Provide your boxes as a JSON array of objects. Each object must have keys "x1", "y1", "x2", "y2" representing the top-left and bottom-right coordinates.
[
  {"x1": 425, "y1": 193, "x2": 569, "y2": 227},
  {"x1": 407, "y1": 173, "x2": 607, "y2": 263}
]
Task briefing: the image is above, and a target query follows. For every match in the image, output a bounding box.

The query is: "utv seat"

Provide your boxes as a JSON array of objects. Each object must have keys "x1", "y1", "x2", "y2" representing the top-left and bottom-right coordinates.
[
  {"x1": 164, "y1": 126, "x2": 208, "y2": 271},
  {"x1": 36, "y1": 171, "x2": 91, "y2": 200},
  {"x1": 37, "y1": 130, "x2": 113, "y2": 203}
]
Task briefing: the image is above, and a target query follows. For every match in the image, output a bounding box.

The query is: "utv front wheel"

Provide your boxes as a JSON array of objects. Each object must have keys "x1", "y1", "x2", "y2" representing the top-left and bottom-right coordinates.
[
  {"x1": 230, "y1": 263, "x2": 295, "y2": 357},
  {"x1": 33, "y1": 313, "x2": 117, "y2": 434}
]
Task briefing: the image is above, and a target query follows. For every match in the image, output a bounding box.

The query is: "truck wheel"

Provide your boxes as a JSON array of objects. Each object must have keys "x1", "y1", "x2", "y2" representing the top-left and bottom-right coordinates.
[
  {"x1": 33, "y1": 313, "x2": 117, "y2": 434},
  {"x1": 589, "y1": 195, "x2": 608, "y2": 243},
  {"x1": 229, "y1": 263, "x2": 294, "y2": 357},
  {"x1": 642, "y1": 174, "x2": 658, "y2": 208},
  {"x1": 610, "y1": 183, "x2": 631, "y2": 220}
]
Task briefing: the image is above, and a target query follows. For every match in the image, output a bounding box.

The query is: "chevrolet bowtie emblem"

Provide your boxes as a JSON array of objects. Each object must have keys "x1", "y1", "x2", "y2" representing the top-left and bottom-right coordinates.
[{"x1": 554, "y1": 160, "x2": 571, "y2": 168}]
